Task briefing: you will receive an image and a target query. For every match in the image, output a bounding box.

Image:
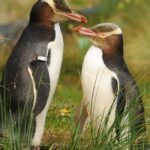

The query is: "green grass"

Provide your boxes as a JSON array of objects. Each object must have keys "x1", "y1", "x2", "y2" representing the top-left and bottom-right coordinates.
[
  {"x1": 0, "y1": 0, "x2": 150, "y2": 149},
  {"x1": 0, "y1": 80, "x2": 149, "y2": 149},
  {"x1": 39, "y1": 81, "x2": 149, "y2": 149}
]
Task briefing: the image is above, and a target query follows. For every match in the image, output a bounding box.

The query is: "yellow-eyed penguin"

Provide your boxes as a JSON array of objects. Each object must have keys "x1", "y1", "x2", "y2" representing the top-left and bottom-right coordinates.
[
  {"x1": 0, "y1": 0, "x2": 87, "y2": 149},
  {"x1": 73, "y1": 23, "x2": 146, "y2": 148}
]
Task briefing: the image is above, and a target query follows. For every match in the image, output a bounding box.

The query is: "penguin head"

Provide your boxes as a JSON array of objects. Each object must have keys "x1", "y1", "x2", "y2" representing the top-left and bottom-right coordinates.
[
  {"x1": 29, "y1": 0, "x2": 87, "y2": 25},
  {"x1": 74, "y1": 23, "x2": 123, "y2": 56}
]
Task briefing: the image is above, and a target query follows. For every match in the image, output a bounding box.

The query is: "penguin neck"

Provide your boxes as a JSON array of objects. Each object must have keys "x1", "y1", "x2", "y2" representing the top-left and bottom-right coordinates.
[
  {"x1": 32, "y1": 20, "x2": 54, "y2": 28},
  {"x1": 102, "y1": 47, "x2": 124, "y2": 61},
  {"x1": 100, "y1": 34, "x2": 124, "y2": 60},
  {"x1": 102, "y1": 48, "x2": 126, "y2": 72},
  {"x1": 95, "y1": 41, "x2": 126, "y2": 72},
  {"x1": 29, "y1": 16, "x2": 55, "y2": 29},
  {"x1": 88, "y1": 45, "x2": 105, "y2": 67}
]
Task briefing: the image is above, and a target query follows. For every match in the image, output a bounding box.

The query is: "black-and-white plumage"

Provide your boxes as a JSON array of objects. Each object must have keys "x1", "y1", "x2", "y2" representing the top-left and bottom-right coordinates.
[
  {"x1": 0, "y1": 0, "x2": 87, "y2": 149},
  {"x1": 74, "y1": 23, "x2": 146, "y2": 148}
]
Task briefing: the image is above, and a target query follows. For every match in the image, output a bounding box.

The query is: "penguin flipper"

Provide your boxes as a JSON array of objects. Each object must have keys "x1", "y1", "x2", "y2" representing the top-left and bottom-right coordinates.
[{"x1": 29, "y1": 60, "x2": 50, "y2": 116}]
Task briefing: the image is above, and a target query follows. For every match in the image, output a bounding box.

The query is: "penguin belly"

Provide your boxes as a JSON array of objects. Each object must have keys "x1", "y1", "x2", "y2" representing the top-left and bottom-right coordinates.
[
  {"x1": 81, "y1": 46, "x2": 118, "y2": 129},
  {"x1": 40, "y1": 23, "x2": 63, "y2": 114},
  {"x1": 31, "y1": 23, "x2": 64, "y2": 146},
  {"x1": 48, "y1": 23, "x2": 64, "y2": 101}
]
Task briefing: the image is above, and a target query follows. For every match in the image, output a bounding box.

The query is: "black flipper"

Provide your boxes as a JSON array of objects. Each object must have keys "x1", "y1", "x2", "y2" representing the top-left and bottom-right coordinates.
[{"x1": 29, "y1": 60, "x2": 50, "y2": 117}]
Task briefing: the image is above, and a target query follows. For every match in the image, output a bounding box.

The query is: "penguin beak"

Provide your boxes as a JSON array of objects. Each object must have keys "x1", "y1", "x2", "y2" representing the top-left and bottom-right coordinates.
[
  {"x1": 73, "y1": 26, "x2": 98, "y2": 37},
  {"x1": 61, "y1": 12, "x2": 87, "y2": 23}
]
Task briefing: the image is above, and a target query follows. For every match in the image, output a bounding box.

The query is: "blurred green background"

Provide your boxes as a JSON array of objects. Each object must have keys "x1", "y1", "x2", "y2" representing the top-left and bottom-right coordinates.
[{"x1": 0, "y1": 0, "x2": 150, "y2": 147}]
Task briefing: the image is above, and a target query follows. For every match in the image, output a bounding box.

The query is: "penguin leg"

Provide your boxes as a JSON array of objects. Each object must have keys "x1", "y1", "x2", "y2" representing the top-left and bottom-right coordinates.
[
  {"x1": 32, "y1": 110, "x2": 48, "y2": 149},
  {"x1": 28, "y1": 60, "x2": 50, "y2": 148},
  {"x1": 75, "y1": 97, "x2": 89, "y2": 135}
]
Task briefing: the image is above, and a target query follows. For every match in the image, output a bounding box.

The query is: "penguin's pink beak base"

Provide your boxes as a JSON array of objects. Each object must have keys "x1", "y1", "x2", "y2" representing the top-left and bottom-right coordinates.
[
  {"x1": 62, "y1": 12, "x2": 87, "y2": 23},
  {"x1": 73, "y1": 26, "x2": 98, "y2": 37}
]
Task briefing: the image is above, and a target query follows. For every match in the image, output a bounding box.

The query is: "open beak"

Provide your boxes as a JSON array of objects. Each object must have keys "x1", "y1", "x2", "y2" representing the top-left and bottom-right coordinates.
[
  {"x1": 61, "y1": 12, "x2": 87, "y2": 23},
  {"x1": 73, "y1": 26, "x2": 98, "y2": 37}
]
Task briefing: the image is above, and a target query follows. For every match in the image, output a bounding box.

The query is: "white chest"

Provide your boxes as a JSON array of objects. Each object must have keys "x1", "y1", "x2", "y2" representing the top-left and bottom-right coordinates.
[
  {"x1": 82, "y1": 46, "x2": 117, "y2": 92},
  {"x1": 47, "y1": 23, "x2": 64, "y2": 96},
  {"x1": 81, "y1": 46, "x2": 119, "y2": 126}
]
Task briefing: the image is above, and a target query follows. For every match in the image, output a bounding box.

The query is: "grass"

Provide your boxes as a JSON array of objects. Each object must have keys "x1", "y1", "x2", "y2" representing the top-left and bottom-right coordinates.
[
  {"x1": 0, "y1": 0, "x2": 150, "y2": 149},
  {"x1": 0, "y1": 82, "x2": 35, "y2": 150},
  {"x1": 38, "y1": 77, "x2": 149, "y2": 149},
  {"x1": 1, "y1": 87, "x2": 148, "y2": 149}
]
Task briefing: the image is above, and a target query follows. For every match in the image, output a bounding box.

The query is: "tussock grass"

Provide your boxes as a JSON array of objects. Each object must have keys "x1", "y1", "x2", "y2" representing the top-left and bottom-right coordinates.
[
  {"x1": 0, "y1": 80, "x2": 149, "y2": 149},
  {"x1": 0, "y1": 84, "x2": 34, "y2": 150},
  {"x1": 0, "y1": 0, "x2": 149, "y2": 149}
]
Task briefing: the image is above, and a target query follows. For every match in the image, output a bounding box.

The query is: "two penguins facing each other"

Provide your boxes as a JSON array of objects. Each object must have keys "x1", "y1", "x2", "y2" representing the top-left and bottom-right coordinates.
[{"x1": 0, "y1": 0, "x2": 146, "y2": 149}]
